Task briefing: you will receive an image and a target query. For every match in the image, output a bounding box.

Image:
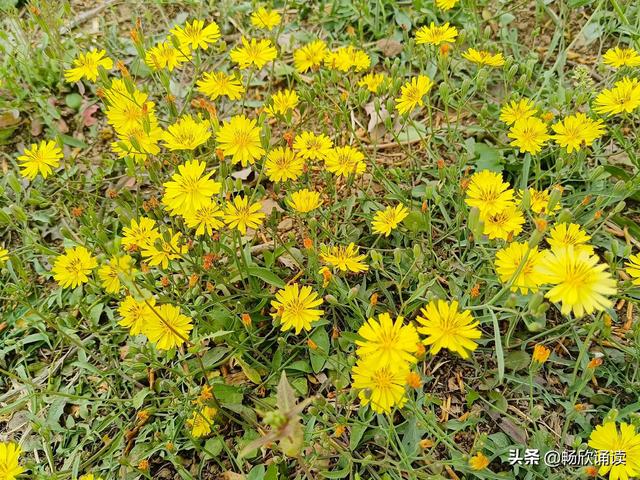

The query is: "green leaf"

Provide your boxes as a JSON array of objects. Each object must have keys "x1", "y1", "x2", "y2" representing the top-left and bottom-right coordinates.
[
  {"x1": 474, "y1": 142, "x2": 503, "y2": 172},
  {"x1": 309, "y1": 327, "x2": 330, "y2": 373},
  {"x1": 203, "y1": 437, "x2": 225, "y2": 459},
  {"x1": 236, "y1": 356, "x2": 262, "y2": 384},
  {"x1": 65, "y1": 93, "x2": 82, "y2": 110},
  {"x1": 60, "y1": 134, "x2": 88, "y2": 149},
  {"x1": 247, "y1": 266, "x2": 285, "y2": 288},
  {"x1": 349, "y1": 424, "x2": 367, "y2": 451},
  {"x1": 505, "y1": 350, "x2": 531, "y2": 371}
]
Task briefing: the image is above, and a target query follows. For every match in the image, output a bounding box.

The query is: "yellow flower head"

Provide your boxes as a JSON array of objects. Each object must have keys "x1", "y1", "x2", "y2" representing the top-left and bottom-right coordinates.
[
  {"x1": 141, "y1": 229, "x2": 188, "y2": 269},
  {"x1": 250, "y1": 7, "x2": 281, "y2": 30},
  {"x1": 265, "y1": 89, "x2": 299, "y2": 117},
  {"x1": 435, "y1": 0, "x2": 460, "y2": 10},
  {"x1": 508, "y1": 116, "x2": 550, "y2": 155},
  {"x1": 287, "y1": 189, "x2": 322, "y2": 213},
  {"x1": 271, "y1": 283, "x2": 323, "y2": 334},
  {"x1": 520, "y1": 187, "x2": 560, "y2": 215},
  {"x1": 495, "y1": 242, "x2": 548, "y2": 294},
  {"x1": 415, "y1": 22, "x2": 458, "y2": 46},
  {"x1": 532, "y1": 344, "x2": 551, "y2": 364},
  {"x1": 539, "y1": 246, "x2": 616, "y2": 318},
  {"x1": 111, "y1": 123, "x2": 163, "y2": 163},
  {"x1": 52, "y1": 246, "x2": 97, "y2": 289},
  {"x1": 184, "y1": 200, "x2": 224, "y2": 236},
  {"x1": 395, "y1": 75, "x2": 434, "y2": 115},
  {"x1": 324, "y1": 46, "x2": 370, "y2": 72},
  {"x1": 464, "y1": 170, "x2": 515, "y2": 217},
  {"x1": 625, "y1": 253, "x2": 640, "y2": 286},
  {"x1": 264, "y1": 147, "x2": 304, "y2": 182},
  {"x1": 358, "y1": 73, "x2": 386, "y2": 93},
  {"x1": 351, "y1": 357, "x2": 408, "y2": 414},
  {"x1": 356, "y1": 313, "x2": 419, "y2": 366},
  {"x1": 223, "y1": 196, "x2": 266, "y2": 234},
  {"x1": 145, "y1": 42, "x2": 191, "y2": 71},
  {"x1": 118, "y1": 296, "x2": 155, "y2": 336},
  {"x1": 320, "y1": 243, "x2": 368, "y2": 273},
  {"x1": 0, "y1": 248, "x2": 8, "y2": 266},
  {"x1": 324, "y1": 145, "x2": 366, "y2": 177},
  {"x1": 79, "y1": 474, "x2": 103, "y2": 480},
  {"x1": 588, "y1": 421, "x2": 640, "y2": 479},
  {"x1": 143, "y1": 303, "x2": 193, "y2": 350},
  {"x1": 416, "y1": 299, "x2": 480, "y2": 359},
  {"x1": 162, "y1": 159, "x2": 221, "y2": 217},
  {"x1": 547, "y1": 223, "x2": 594, "y2": 255},
  {"x1": 594, "y1": 77, "x2": 640, "y2": 116},
  {"x1": 481, "y1": 205, "x2": 525, "y2": 240},
  {"x1": 98, "y1": 255, "x2": 137, "y2": 294},
  {"x1": 552, "y1": 113, "x2": 605, "y2": 153},
  {"x1": 122, "y1": 217, "x2": 160, "y2": 251},
  {"x1": 293, "y1": 131, "x2": 333, "y2": 160},
  {"x1": 230, "y1": 37, "x2": 277, "y2": 69},
  {"x1": 602, "y1": 46, "x2": 640, "y2": 68},
  {"x1": 372, "y1": 204, "x2": 409, "y2": 237},
  {"x1": 188, "y1": 406, "x2": 217, "y2": 438},
  {"x1": 469, "y1": 452, "x2": 490, "y2": 471},
  {"x1": 163, "y1": 115, "x2": 211, "y2": 151},
  {"x1": 0, "y1": 442, "x2": 25, "y2": 480},
  {"x1": 64, "y1": 49, "x2": 113, "y2": 82},
  {"x1": 171, "y1": 19, "x2": 220, "y2": 50},
  {"x1": 216, "y1": 115, "x2": 265, "y2": 166},
  {"x1": 197, "y1": 71, "x2": 245, "y2": 100},
  {"x1": 17, "y1": 140, "x2": 63, "y2": 180},
  {"x1": 104, "y1": 79, "x2": 156, "y2": 134},
  {"x1": 293, "y1": 40, "x2": 328, "y2": 73},
  {"x1": 462, "y1": 48, "x2": 505, "y2": 67},
  {"x1": 499, "y1": 98, "x2": 537, "y2": 125}
]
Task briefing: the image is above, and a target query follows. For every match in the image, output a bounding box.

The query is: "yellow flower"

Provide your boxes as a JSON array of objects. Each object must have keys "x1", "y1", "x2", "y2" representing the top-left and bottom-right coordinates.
[
  {"x1": 358, "y1": 73, "x2": 386, "y2": 93},
  {"x1": 197, "y1": 71, "x2": 244, "y2": 100},
  {"x1": 0, "y1": 248, "x2": 8, "y2": 265},
  {"x1": 539, "y1": 247, "x2": 616, "y2": 318},
  {"x1": 98, "y1": 255, "x2": 137, "y2": 294},
  {"x1": 508, "y1": 116, "x2": 550, "y2": 155},
  {"x1": 264, "y1": 147, "x2": 304, "y2": 182},
  {"x1": 122, "y1": 217, "x2": 160, "y2": 251},
  {"x1": 162, "y1": 160, "x2": 220, "y2": 217},
  {"x1": 371, "y1": 204, "x2": 409, "y2": 236},
  {"x1": 162, "y1": 115, "x2": 211, "y2": 151},
  {"x1": 112, "y1": 123, "x2": 163, "y2": 163},
  {"x1": 64, "y1": 49, "x2": 113, "y2": 82},
  {"x1": 499, "y1": 98, "x2": 537, "y2": 125},
  {"x1": 324, "y1": 46, "x2": 370, "y2": 72},
  {"x1": 293, "y1": 40, "x2": 328, "y2": 73},
  {"x1": 230, "y1": 37, "x2": 277, "y2": 69},
  {"x1": 52, "y1": 246, "x2": 97, "y2": 289},
  {"x1": 351, "y1": 357, "x2": 408, "y2": 414},
  {"x1": 271, "y1": 283, "x2": 323, "y2": 334},
  {"x1": 143, "y1": 303, "x2": 193, "y2": 350},
  {"x1": 118, "y1": 296, "x2": 155, "y2": 336},
  {"x1": 184, "y1": 200, "x2": 224, "y2": 236},
  {"x1": 464, "y1": 170, "x2": 515, "y2": 216},
  {"x1": 216, "y1": 115, "x2": 265, "y2": 166},
  {"x1": 594, "y1": 77, "x2": 640, "y2": 116},
  {"x1": 469, "y1": 452, "x2": 490, "y2": 471},
  {"x1": 324, "y1": 145, "x2": 366, "y2": 177},
  {"x1": 250, "y1": 7, "x2": 281, "y2": 30},
  {"x1": 520, "y1": 187, "x2": 560, "y2": 215},
  {"x1": 287, "y1": 189, "x2": 322, "y2": 213},
  {"x1": 435, "y1": 0, "x2": 459, "y2": 9},
  {"x1": 625, "y1": 253, "x2": 640, "y2": 286},
  {"x1": 356, "y1": 313, "x2": 419, "y2": 366},
  {"x1": 104, "y1": 79, "x2": 156, "y2": 134},
  {"x1": 547, "y1": 223, "x2": 594, "y2": 255},
  {"x1": 495, "y1": 242, "x2": 547, "y2": 294},
  {"x1": 145, "y1": 42, "x2": 191, "y2": 71},
  {"x1": 223, "y1": 196, "x2": 266, "y2": 234},
  {"x1": 531, "y1": 344, "x2": 551, "y2": 364},
  {"x1": 395, "y1": 75, "x2": 434, "y2": 115},
  {"x1": 552, "y1": 113, "x2": 605, "y2": 153},
  {"x1": 17, "y1": 140, "x2": 63, "y2": 180},
  {"x1": 602, "y1": 46, "x2": 640, "y2": 68},
  {"x1": 0, "y1": 442, "x2": 24, "y2": 480},
  {"x1": 588, "y1": 421, "x2": 640, "y2": 479},
  {"x1": 415, "y1": 22, "x2": 458, "y2": 46},
  {"x1": 462, "y1": 48, "x2": 505, "y2": 67},
  {"x1": 171, "y1": 19, "x2": 220, "y2": 50},
  {"x1": 265, "y1": 89, "x2": 299, "y2": 117},
  {"x1": 79, "y1": 474, "x2": 103, "y2": 480},
  {"x1": 141, "y1": 229, "x2": 188, "y2": 269},
  {"x1": 320, "y1": 243, "x2": 368, "y2": 273},
  {"x1": 293, "y1": 131, "x2": 333, "y2": 160},
  {"x1": 416, "y1": 300, "x2": 481, "y2": 359},
  {"x1": 188, "y1": 406, "x2": 217, "y2": 438},
  {"x1": 481, "y1": 205, "x2": 525, "y2": 240}
]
